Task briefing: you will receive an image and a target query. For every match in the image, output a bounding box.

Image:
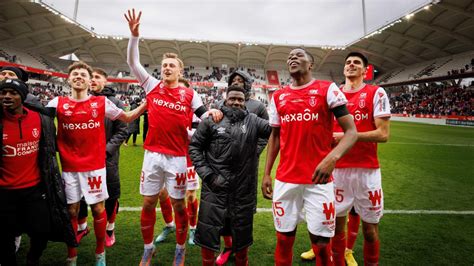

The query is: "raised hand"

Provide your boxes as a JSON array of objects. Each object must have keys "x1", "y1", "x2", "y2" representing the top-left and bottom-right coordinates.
[{"x1": 124, "y1": 9, "x2": 142, "y2": 37}]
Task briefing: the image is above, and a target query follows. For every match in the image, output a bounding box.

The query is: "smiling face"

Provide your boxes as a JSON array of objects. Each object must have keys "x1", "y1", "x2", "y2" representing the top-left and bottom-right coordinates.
[
  {"x1": 287, "y1": 48, "x2": 313, "y2": 76},
  {"x1": 0, "y1": 88, "x2": 22, "y2": 114},
  {"x1": 68, "y1": 68, "x2": 91, "y2": 92},
  {"x1": 161, "y1": 58, "x2": 182, "y2": 84},
  {"x1": 344, "y1": 56, "x2": 367, "y2": 79}
]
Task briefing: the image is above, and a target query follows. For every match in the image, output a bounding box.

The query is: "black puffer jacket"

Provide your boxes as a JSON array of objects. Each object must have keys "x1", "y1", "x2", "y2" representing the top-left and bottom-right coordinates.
[
  {"x1": 92, "y1": 87, "x2": 129, "y2": 199},
  {"x1": 0, "y1": 107, "x2": 77, "y2": 247},
  {"x1": 189, "y1": 106, "x2": 271, "y2": 252}
]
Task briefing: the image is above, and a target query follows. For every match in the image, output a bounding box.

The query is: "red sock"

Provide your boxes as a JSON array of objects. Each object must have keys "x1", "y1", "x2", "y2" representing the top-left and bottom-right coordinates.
[
  {"x1": 174, "y1": 208, "x2": 188, "y2": 245},
  {"x1": 312, "y1": 242, "x2": 334, "y2": 266},
  {"x1": 93, "y1": 210, "x2": 107, "y2": 254},
  {"x1": 160, "y1": 197, "x2": 173, "y2": 224},
  {"x1": 68, "y1": 218, "x2": 78, "y2": 258},
  {"x1": 108, "y1": 200, "x2": 119, "y2": 224},
  {"x1": 332, "y1": 232, "x2": 346, "y2": 266},
  {"x1": 235, "y1": 247, "x2": 249, "y2": 266},
  {"x1": 187, "y1": 199, "x2": 198, "y2": 228},
  {"x1": 275, "y1": 232, "x2": 295, "y2": 266},
  {"x1": 223, "y1": 235, "x2": 232, "y2": 248},
  {"x1": 140, "y1": 208, "x2": 156, "y2": 245},
  {"x1": 77, "y1": 217, "x2": 88, "y2": 227},
  {"x1": 347, "y1": 213, "x2": 360, "y2": 250},
  {"x1": 363, "y1": 239, "x2": 379, "y2": 266},
  {"x1": 201, "y1": 247, "x2": 215, "y2": 266}
]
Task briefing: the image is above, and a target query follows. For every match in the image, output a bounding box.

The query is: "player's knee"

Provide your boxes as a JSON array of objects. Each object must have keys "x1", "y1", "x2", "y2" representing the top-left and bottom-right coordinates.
[
  {"x1": 186, "y1": 190, "x2": 196, "y2": 202},
  {"x1": 335, "y1": 216, "x2": 347, "y2": 233},
  {"x1": 362, "y1": 223, "x2": 379, "y2": 242},
  {"x1": 90, "y1": 202, "x2": 105, "y2": 216},
  {"x1": 170, "y1": 198, "x2": 186, "y2": 212},
  {"x1": 309, "y1": 234, "x2": 330, "y2": 245}
]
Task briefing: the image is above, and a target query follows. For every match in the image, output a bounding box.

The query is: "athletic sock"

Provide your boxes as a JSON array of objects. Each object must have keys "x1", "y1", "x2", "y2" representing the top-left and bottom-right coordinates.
[
  {"x1": 363, "y1": 239, "x2": 379, "y2": 266},
  {"x1": 332, "y1": 231, "x2": 346, "y2": 266},
  {"x1": 140, "y1": 208, "x2": 156, "y2": 245},
  {"x1": 160, "y1": 196, "x2": 174, "y2": 224},
  {"x1": 187, "y1": 199, "x2": 198, "y2": 228},
  {"x1": 68, "y1": 218, "x2": 78, "y2": 258},
  {"x1": 201, "y1": 247, "x2": 215, "y2": 266},
  {"x1": 347, "y1": 212, "x2": 360, "y2": 250},
  {"x1": 174, "y1": 208, "x2": 188, "y2": 245},
  {"x1": 275, "y1": 232, "x2": 295, "y2": 266},
  {"x1": 93, "y1": 210, "x2": 107, "y2": 254},
  {"x1": 312, "y1": 242, "x2": 334, "y2": 266}
]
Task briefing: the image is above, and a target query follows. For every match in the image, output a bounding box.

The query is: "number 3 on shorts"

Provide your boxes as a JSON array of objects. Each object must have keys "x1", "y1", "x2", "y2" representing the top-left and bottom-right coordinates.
[
  {"x1": 335, "y1": 189, "x2": 344, "y2": 203},
  {"x1": 272, "y1": 201, "x2": 285, "y2": 217}
]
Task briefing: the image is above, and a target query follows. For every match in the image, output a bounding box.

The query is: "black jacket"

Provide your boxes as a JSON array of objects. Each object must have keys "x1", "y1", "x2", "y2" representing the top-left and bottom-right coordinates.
[
  {"x1": 128, "y1": 100, "x2": 140, "y2": 134},
  {"x1": 189, "y1": 106, "x2": 271, "y2": 252},
  {"x1": 92, "y1": 87, "x2": 129, "y2": 199},
  {"x1": 0, "y1": 107, "x2": 77, "y2": 247}
]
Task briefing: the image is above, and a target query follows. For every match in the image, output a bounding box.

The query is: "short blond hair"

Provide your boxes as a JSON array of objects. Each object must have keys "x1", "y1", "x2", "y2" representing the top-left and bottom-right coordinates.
[{"x1": 162, "y1": 53, "x2": 184, "y2": 69}]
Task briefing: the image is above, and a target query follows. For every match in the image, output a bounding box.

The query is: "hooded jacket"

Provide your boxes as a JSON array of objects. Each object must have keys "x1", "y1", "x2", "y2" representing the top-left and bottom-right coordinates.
[
  {"x1": 189, "y1": 105, "x2": 271, "y2": 252},
  {"x1": 91, "y1": 86, "x2": 128, "y2": 199}
]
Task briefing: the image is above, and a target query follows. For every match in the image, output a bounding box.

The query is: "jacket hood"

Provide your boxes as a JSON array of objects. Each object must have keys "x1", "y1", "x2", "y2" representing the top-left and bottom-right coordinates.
[
  {"x1": 227, "y1": 70, "x2": 253, "y2": 93},
  {"x1": 221, "y1": 105, "x2": 248, "y2": 123}
]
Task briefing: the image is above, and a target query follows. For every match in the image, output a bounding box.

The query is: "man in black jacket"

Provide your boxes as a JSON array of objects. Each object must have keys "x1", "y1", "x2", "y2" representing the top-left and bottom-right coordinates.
[
  {"x1": 0, "y1": 79, "x2": 76, "y2": 266},
  {"x1": 189, "y1": 85, "x2": 271, "y2": 266},
  {"x1": 76, "y1": 68, "x2": 129, "y2": 247}
]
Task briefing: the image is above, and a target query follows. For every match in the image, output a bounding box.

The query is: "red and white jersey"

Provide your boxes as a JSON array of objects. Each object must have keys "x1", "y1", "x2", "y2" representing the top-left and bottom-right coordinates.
[
  {"x1": 127, "y1": 36, "x2": 204, "y2": 156},
  {"x1": 47, "y1": 96, "x2": 123, "y2": 172},
  {"x1": 333, "y1": 84, "x2": 391, "y2": 168},
  {"x1": 0, "y1": 108, "x2": 41, "y2": 189},
  {"x1": 269, "y1": 79, "x2": 347, "y2": 184}
]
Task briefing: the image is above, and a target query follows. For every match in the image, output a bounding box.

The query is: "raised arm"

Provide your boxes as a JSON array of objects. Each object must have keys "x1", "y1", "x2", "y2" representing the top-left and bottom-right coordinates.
[{"x1": 124, "y1": 9, "x2": 158, "y2": 90}]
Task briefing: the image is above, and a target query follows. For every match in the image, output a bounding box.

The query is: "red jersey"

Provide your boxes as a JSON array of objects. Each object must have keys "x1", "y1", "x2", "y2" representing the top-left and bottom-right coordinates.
[
  {"x1": 47, "y1": 96, "x2": 123, "y2": 172},
  {"x1": 333, "y1": 84, "x2": 391, "y2": 168},
  {"x1": 0, "y1": 108, "x2": 41, "y2": 189},
  {"x1": 144, "y1": 81, "x2": 202, "y2": 156},
  {"x1": 269, "y1": 80, "x2": 347, "y2": 184}
]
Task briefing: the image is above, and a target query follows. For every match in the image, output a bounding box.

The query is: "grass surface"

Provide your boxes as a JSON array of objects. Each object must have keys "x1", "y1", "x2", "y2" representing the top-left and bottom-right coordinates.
[{"x1": 17, "y1": 121, "x2": 474, "y2": 265}]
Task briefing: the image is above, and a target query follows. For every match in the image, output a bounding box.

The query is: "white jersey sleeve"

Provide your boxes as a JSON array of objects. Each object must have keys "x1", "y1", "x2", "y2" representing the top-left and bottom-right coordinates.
[
  {"x1": 127, "y1": 36, "x2": 160, "y2": 94},
  {"x1": 46, "y1": 97, "x2": 59, "y2": 108},
  {"x1": 373, "y1": 87, "x2": 391, "y2": 118},
  {"x1": 191, "y1": 90, "x2": 204, "y2": 112},
  {"x1": 105, "y1": 97, "x2": 124, "y2": 120},
  {"x1": 268, "y1": 96, "x2": 280, "y2": 127},
  {"x1": 327, "y1": 83, "x2": 348, "y2": 109}
]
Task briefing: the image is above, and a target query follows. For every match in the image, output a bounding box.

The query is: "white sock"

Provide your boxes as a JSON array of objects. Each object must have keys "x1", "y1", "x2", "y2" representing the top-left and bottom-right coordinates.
[
  {"x1": 166, "y1": 221, "x2": 175, "y2": 227},
  {"x1": 144, "y1": 243, "x2": 154, "y2": 249},
  {"x1": 176, "y1": 243, "x2": 185, "y2": 250},
  {"x1": 189, "y1": 225, "x2": 196, "y2": 230},
  {"x1": 106, "y1": 223, "x2": 115, "y2": 231},
  {"x1": 78, "y1": 222, "x2": 88, "y2": 231}
]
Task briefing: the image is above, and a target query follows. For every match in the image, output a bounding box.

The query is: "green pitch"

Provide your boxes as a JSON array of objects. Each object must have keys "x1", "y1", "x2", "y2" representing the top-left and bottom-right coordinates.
[{"x1": 18, "y1": 121, "x2": 474, "y2": 265}]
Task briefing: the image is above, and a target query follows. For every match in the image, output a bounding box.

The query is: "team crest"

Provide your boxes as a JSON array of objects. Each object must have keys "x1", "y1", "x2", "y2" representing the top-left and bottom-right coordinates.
[
  {"x1": 179, "y1": 89, "x2": 186, "y2": 102},
  {"x1": 309, "y1": 97, "x2": 317, "y2": 107},
  {"x1": 359, "y1": 99, "x2": 366, "y2": 108},
  {"x1": 32, "y1": 128, "x2": 39, "y2": 138},
  {"x1": 91, "y1": 109, "x2": 98, "y2": 118}
]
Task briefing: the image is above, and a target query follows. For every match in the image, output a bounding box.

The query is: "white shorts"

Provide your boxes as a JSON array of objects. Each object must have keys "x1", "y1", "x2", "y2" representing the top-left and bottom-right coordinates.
[
  {"x1": 186, "y1": 166, "x2": 200, "y2": 191},
  {"x1": 63, "y1": 168, "x2": 109, "y2": 205},
  {"x1": 140, "y1": 150, "x2": 187, "y2": 199},
  {"x1": 333, "y1": 168, "x2": 383, "y2": 223},
  {"x1": 272, "y1": 180, "x2": 335, "y2": 237}
]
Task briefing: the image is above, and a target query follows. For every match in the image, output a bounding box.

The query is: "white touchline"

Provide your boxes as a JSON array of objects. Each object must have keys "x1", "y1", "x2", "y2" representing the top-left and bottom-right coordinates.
[
  {"x1": 119, "y1": 207, "x2": 474, "y2": 215},
  {"x1": 388, "y1": 142, "x2": 473, "y2": 147}
]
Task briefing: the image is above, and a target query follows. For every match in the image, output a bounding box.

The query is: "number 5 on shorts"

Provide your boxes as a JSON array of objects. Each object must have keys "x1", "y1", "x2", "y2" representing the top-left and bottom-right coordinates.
[
  {"x1": 272, "y1": 201, "x2": 285, "y2": 217},
  {"x1": 335, "y1": 189, "x2": 344, "y2": 203}
]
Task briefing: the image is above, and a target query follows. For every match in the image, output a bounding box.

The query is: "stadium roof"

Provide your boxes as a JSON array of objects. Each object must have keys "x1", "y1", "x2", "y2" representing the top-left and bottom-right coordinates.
[{"x1": 0, "y1": 0, "x2": 473, "y2": 81}]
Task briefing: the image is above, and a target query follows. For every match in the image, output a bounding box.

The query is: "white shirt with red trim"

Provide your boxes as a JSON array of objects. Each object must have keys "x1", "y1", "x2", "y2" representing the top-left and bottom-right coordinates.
[
  {"x1": 47, "y1": 95, "x2": 123, "y2": 172},
  {"x1": 333, "y1": 84, "x2": 391, "y2": 168},
  {"x1": 269, "y1": 79, "x2": 347, "y2": 184}
]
